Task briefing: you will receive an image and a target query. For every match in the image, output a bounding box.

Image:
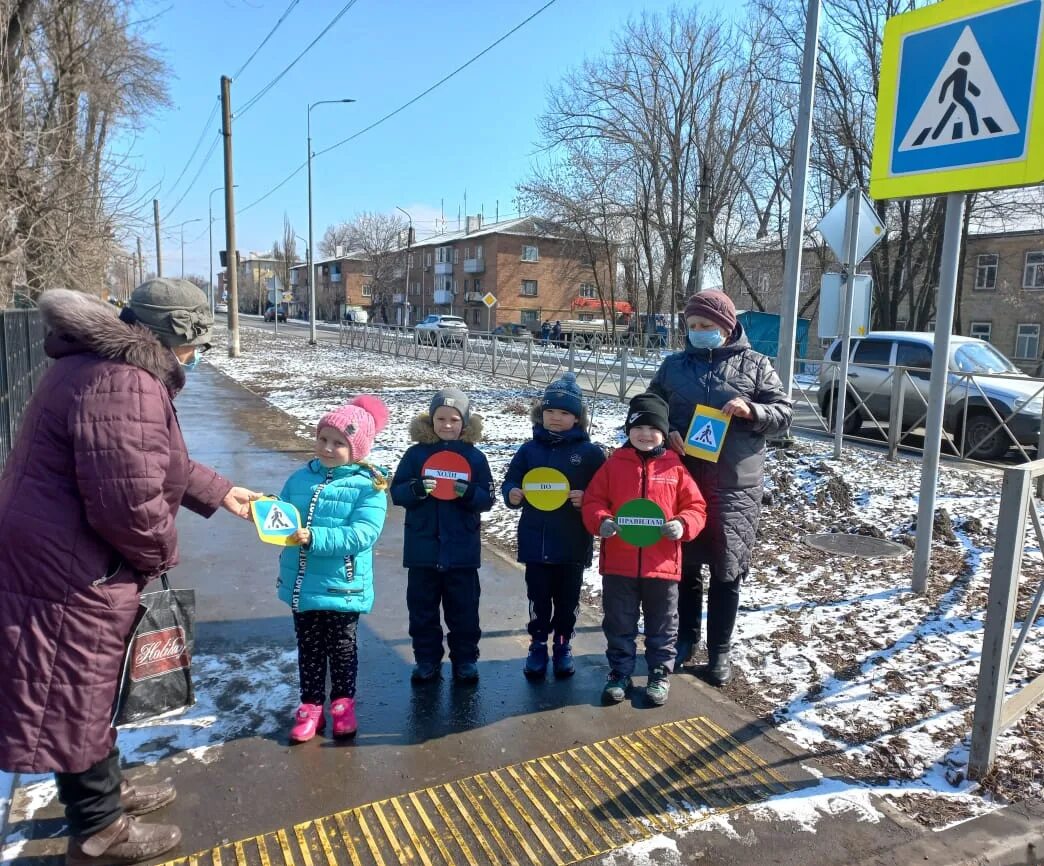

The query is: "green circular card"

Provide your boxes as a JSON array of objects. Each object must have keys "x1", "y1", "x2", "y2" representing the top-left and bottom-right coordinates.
[{"x1": 615, "y1": 498, "x2": 666, "y2": 548}]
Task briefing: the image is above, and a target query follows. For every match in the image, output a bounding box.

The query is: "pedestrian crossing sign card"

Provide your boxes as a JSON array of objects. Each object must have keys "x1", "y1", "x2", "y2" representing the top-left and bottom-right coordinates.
[
  {"x1": 871, "y1": 0, "x2": 1044, "y2": 199},
  {"x1": 250, "y1": 497, "x2": 302, "y2": 546},
  {"x1": 522, "y1": 467, "x2": 570, "y2": 511},
  {"x1": 684, "y1": 404, "x2": 730, "y2": 463}
]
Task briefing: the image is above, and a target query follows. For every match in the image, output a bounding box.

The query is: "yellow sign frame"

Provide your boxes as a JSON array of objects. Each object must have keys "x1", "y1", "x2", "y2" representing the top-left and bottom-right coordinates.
[
  {"x1": 683, "y1": 404, "x2": 731, "y2": 463},
  {"x1": 870, "y1": 0, "x2": 1044, "y2": 200}
]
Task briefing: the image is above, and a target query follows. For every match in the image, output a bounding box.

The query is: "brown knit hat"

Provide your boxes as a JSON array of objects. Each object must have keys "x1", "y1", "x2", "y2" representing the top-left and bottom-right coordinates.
[{"x1": 683, "y1": 290, "x2": 737, "y2": 335}]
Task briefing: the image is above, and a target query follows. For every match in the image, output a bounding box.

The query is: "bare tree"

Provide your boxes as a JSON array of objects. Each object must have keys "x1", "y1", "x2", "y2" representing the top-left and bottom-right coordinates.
[
  {"x1": 318, "y1": 221, "x2": 354, "y2": 259},
  {"x1": 319, "y1": 211, "x2": 405, "y2": 322}
]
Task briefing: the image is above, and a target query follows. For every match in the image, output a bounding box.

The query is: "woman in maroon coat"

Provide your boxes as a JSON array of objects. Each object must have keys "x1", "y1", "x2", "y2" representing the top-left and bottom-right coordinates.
[{"x1": 0, "y1": 282, "x2": 260, "y2": 865}]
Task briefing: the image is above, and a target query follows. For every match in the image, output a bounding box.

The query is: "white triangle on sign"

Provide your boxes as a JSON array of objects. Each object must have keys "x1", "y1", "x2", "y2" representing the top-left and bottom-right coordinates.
[
  {"x1": 263, "y1": 505, "x2": 294, "y2": 531},
  {"x1": 693, "y1": 422, "x2": 717, "y2": 448},
  {"x1": 899, "y1": 26, "x2": 1019, "y2": 152}
]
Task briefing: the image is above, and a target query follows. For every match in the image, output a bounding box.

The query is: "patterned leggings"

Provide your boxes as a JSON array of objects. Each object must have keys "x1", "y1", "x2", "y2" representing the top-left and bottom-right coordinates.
[{"x1": 293, "y1": 610, "x2": 359, "y2": 704}]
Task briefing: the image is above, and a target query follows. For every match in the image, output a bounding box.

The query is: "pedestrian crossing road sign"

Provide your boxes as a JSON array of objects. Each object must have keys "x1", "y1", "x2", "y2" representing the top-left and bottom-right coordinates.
[
  {"x1": 250, "y1": 497, "x2": 303, "y2": 546},
  {"x1": 684, "y1": 404, "x2": 731, "y2": 463},
  {"x1": 871, "y1": 0, "x2": 1044, "y2": 199}
]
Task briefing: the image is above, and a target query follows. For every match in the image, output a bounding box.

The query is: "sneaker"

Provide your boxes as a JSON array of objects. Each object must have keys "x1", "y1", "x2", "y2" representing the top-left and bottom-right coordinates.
[
  {"x1": 411, "y1": 660, "x2": 442, "y2": 683},
  {"x1": 66, "y1": 815, "x2": 181, "y2": 866},
  {"x1": 552, "y1": 642, "x2": 575, "y2": 678},
  {"x1": 646, "y1": 666, "x2": 670, "y2": 706},
  {"x1": 601, "y1": 672, "x2": 631, "y2": 704},
  {"x1": 524, "y1": 642, "x2": 548, "y2": 679},
  {"x1": 288, "y1": 703, "x2": 325, "y2": 743},
  {"x1": 675, "y1": 636, "x2": 697, "y2": 669},
  {"x1": 702, "y1": 653, "x2": 732, "y2": 687},
  {"x1": 453, "y1": 661, "x2": 480, "y2": 683},
  {"x1": 330, "y1": 697, "x2": 357, "y2": 738}
]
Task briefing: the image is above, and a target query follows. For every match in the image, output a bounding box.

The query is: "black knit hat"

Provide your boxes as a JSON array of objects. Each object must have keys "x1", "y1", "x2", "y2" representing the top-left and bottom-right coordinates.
[{"x1": 625, "y1": 391, "x2": 669, "y2": 437}]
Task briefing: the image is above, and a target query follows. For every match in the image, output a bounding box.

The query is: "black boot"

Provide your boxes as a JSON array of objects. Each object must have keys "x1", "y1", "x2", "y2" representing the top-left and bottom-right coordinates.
[
  {"x1": 675, "y1": 634, "x2": 699, "y2": 669},
  {"x1": 702, "y1": 653, "x2": 732, "y2": 687}
]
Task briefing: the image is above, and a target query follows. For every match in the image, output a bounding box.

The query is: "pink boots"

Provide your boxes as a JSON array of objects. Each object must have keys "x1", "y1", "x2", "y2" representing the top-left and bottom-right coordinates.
[
  {"x1": 330, "y1": 698, "x2": 357, "y2": 738},
  {"x1": 290, "y1": 700, "x2": 356, "y2": 742},
  {"x1": 289, "y1": 703, "x2": 325, "y2": 743}
]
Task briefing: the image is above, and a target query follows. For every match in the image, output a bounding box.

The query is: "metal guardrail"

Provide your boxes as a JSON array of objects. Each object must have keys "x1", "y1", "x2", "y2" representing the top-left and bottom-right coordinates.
[
  {"x1": 0, "y1": 309, "x2": 48, "y2": 471},
  {"x1": 968, "y1": 457, "x2": 1044, "y2": 779}
]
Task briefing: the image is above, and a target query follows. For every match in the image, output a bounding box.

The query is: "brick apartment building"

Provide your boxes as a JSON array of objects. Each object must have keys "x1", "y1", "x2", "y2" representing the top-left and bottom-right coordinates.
[
  {"x1": 721, "y1": 228, "x2": 1044, "y2": 369},
  {"x1": 287, "y1": 215, "x2": 613, "y2": 330}
]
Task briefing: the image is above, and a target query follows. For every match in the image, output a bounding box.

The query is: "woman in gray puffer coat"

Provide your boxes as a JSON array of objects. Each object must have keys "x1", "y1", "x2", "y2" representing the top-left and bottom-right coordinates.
[
  {"x1": 650, "y1": 291, "x2": 791, "y2": 687},
  {"x1": 0, "y1": 283, "x2": 260, "y2": 866}
]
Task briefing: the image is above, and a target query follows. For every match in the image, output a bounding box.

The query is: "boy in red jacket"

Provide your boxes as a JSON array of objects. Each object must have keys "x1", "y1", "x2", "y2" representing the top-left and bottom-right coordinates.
[{"x1": 582, "y1": 392, "x2": 707, "y2": 706}]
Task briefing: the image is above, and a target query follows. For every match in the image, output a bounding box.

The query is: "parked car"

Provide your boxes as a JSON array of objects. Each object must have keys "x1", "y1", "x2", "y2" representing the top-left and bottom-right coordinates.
[
  {"x1": 415, "y1": 314, "x2": 469, "y2": 346},
  {"x1": 492, "y1": 323, "x2": 534, "y2": 339},
  {"x1": 818, "y1": 331, "x2": 1043, "y2": 459},
  {"x1": 263, "y1": 306, "x2": 287, "y2": 322},
  {"x1": 214, "y1": 302, "x2": 228, "y2": 314}
]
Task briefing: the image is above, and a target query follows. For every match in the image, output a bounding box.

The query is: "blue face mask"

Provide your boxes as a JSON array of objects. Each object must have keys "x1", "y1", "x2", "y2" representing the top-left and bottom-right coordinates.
[
  {"x1": 688, "y1": 329, "x2": 724, "y2": 350},
  {"x1": 180, "y1": 350, "x2": 201, "y2": 371}
]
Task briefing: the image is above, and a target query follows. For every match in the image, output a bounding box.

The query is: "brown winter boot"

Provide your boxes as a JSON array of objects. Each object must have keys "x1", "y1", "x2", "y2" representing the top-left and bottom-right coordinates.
[
  {"x1": 66, "y1": 814, "x2": 181, "y2": 866},
  {"x1": 119, "y1": 778, "x2": 176, "y2": 816}
]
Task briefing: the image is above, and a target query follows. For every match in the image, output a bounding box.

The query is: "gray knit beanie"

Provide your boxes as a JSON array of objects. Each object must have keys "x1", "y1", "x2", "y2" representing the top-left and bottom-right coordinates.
[
  {"x1": 129, "y1": 278, "x2": 214, "y2": 349},
  {"x1": 429, "y1": 387, "x2": 470, "y2": 425}
]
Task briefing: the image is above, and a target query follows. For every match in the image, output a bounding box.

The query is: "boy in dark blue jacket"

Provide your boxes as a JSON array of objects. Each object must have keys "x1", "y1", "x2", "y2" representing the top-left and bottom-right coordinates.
[
  {"x1": 391, "y1": 388, "x2": 494, "y2": 684},
  {"x1": 502, "y1": 373, "x2": 606, "y2": 679}
]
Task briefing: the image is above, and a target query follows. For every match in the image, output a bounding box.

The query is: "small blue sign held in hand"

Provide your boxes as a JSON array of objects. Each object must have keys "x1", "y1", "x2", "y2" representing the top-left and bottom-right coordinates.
[{"x1": 250, "y1": 497, "x2": 302, "y2": 546}]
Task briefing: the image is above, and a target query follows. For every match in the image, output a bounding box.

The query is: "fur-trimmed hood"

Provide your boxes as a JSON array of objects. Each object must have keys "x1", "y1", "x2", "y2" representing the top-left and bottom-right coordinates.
[
  {"x1": 529, "y1": 400, "x2": 589, "y2": 431},
  {"x1": 408, "y1": 411, "x2": 484, "y2": 444},
  {"x1": 38, "y1": 289, "x2": 185, "y2": 396}
]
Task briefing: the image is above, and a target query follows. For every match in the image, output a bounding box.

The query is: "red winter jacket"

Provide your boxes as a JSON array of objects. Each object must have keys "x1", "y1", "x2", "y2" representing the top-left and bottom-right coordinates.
[{"x1": 582, "y1": 446, "x2": 706, "y2": 581}]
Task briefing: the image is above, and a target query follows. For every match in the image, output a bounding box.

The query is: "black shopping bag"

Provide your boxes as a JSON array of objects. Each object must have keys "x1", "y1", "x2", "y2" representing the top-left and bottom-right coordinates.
[{"x1": 113, "y1": 575, "x2": 195, "y2": 725}]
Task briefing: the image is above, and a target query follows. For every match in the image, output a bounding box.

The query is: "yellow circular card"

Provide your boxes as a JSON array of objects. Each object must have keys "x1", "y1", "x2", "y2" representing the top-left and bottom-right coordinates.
[{"x1": 522, "y1": 467, "x2": 570, "y2": 511}]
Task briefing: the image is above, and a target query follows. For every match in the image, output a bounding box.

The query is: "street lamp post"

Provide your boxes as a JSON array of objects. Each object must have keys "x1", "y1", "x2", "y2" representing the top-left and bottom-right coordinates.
[
  {"x1": 177, "y1": 218, "x2": 201, "y2": 279},
  {"x1": 396, "y1": 206, "x2": 413, "y2": 326},
  {"x1": 307, "y1": 98, "x2": 355, "y2": 345},
  {"x1": 209, "y1": 184, "x2": 237, "y2": 310}
]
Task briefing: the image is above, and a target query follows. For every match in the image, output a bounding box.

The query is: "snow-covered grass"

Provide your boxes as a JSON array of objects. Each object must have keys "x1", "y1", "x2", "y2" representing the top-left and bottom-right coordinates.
[
  {"x1": 3, "y1": 325, "x2": 1040, "y2": 855},
  {"x1": 203, "y1": 327, "x2": 1043, "y2": 825}
]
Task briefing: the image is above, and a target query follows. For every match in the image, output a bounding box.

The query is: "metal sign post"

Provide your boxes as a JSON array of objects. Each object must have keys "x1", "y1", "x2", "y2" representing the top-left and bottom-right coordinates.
[
  {"x1": 832, "y1": 188, "x2": 862, "y2": 459},
  {"x1": 871, "y1": 0, "x2": 1044, "y2": 595}
]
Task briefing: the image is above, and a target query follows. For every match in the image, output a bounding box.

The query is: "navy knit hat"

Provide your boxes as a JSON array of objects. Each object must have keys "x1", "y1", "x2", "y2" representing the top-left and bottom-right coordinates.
[
  {"x1": 625, "y1": 392, "x2": 670, "y2": 438},
  {"x1": 429, "y1": 387, "x2": 470, "y2": 425},
  {"x1": 542, "y1": 372, "x2": 583, "y2": 417}
]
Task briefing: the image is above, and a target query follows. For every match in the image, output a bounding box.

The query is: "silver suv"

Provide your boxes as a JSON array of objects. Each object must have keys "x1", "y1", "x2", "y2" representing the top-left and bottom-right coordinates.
[
  {"x1": 414, "y1": 314, "x2": 468, "y2": 346},
  {"x1": 818, "y1": 331, "x2": 1043, "y2": 459}
]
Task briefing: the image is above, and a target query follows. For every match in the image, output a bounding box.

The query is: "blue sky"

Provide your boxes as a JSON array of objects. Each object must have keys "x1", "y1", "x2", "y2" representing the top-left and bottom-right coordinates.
[{"x1": 130, "y1": 0, "x2": 731, "y2": 282}]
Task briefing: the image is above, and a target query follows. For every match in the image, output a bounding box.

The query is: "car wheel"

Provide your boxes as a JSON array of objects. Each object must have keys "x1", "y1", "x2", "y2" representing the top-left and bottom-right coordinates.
[
  {"x1": 961, "y1": 411, "x2": 1010, "y2": 460},
  {"x1": 822, "y1": 389, "x2": 862, "y2": 435}
]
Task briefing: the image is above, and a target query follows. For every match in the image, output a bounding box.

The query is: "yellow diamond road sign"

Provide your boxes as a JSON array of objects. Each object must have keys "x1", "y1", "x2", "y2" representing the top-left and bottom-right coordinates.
[
  {"x1": 870, "y1": 0, "x2": 1044, "y2": 200},
  {"x1": 482, "y1": 292, "x2": 497, "y2": 308}
]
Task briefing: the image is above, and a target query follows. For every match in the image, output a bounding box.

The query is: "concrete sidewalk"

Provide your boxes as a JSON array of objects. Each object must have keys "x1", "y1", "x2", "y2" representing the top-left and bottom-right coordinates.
[{"x1": 2, "y1": 365, "x2": 1039, "y2": 866}]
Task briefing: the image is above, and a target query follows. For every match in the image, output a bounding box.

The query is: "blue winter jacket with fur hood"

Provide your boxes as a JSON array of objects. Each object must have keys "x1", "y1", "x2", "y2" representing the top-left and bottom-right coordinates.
[
  {"x1": 277, "y1": 458, "x2": 388, "y2": 613},
  {"x1": 390, "y1": 412, "x2": 494, "y2": 569}
]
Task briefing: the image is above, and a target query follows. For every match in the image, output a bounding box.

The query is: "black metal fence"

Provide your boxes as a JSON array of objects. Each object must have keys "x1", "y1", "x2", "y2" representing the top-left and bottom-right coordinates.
[{"x1": 0, "y1": 309, "x2": 48, "y2": 471}]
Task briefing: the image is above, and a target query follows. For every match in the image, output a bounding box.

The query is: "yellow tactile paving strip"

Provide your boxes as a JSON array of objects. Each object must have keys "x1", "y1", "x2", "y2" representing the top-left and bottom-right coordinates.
[{"x1": 159, "y1": 717, "x2": 791, "y2": 866}]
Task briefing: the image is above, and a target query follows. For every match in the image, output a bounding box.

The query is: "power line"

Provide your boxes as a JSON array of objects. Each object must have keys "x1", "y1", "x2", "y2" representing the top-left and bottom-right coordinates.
[
  {"x1": 237, "y1": 0, "x2": 362, "y2": 119},
  {"x1": 163, "y1": 132, "x2": 221, "y2": 220},
  {"x1": 237, "y1": 0, "x2": 559, "y2": 216},
  {"x1": 164, "y1": 98, "x2": 220, "y2": 199},
  {"x1": 233, "y1": 0, "x2": 302, "y2": 79},
  {"x1": 315, "y1": 0, "x2": 559, "y2": 160}
]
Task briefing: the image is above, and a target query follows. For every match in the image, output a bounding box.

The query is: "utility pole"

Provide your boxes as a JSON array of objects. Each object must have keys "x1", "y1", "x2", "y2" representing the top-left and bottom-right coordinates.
[
  {"x1": 221, "y1": 75, "x2": 240, "y2": 357},
  {"x1": 136, "y1": 237, "x2": 144, "y2": 284},
  {"x1": 153, "y1": 199, "x2": 163, "y2": 277}
]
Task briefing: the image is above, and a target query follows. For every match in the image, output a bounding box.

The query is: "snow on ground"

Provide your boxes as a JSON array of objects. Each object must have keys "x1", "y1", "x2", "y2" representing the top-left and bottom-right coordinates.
[
  {"x1": 205, "y1": 327, "x2": 1044, "y2": 826},
  {"x1": 3, "y1": 325, "x2": 1040, "y2": 852}
]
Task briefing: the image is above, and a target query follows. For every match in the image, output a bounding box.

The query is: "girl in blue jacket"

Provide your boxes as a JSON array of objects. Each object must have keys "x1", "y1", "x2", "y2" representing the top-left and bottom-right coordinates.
[
  {"x1": 501, "y1": 373, "x2": 605, "y2": 679},
  {"x1": 390, "y1": 388, "x2": 494, "y2": 684},
  {"x1": 277, "y1": 395, "x2": 389, "y2": 743}
]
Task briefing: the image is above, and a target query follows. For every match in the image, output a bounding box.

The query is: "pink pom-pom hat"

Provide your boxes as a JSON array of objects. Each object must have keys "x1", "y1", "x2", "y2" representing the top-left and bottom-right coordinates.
[{"x1": 316, "y1": 395, "x2": 389, "y2": 461}]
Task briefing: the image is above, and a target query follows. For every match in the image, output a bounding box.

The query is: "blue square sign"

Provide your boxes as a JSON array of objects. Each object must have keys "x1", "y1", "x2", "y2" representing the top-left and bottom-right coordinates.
[{"x1": 871, "y1": 0, "x2": 1044, "y2": 198}]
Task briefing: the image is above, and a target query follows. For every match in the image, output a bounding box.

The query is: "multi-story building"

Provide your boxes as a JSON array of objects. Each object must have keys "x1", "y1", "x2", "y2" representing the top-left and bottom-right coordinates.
[
  {"x1": 289, "y1": 251, "x2": 372, "y2": 321},
  {"x1": 401, "y1": 215, "x2": 612, "y2": 329},
  {"x1": 721, "y1": 229, "x2": 1044, "y2": 370}
]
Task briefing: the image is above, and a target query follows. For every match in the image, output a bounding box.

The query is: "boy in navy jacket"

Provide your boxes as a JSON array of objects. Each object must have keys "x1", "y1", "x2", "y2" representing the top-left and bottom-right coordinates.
[
  {"x1": 502, "y1": 373, "x2": 605, "y2": 678},
  {"x1": 391, "y1": 388, "x2": 494, "y2": 683}
]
